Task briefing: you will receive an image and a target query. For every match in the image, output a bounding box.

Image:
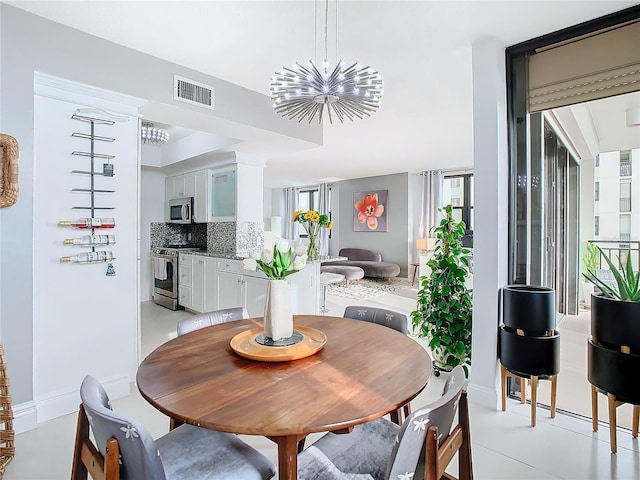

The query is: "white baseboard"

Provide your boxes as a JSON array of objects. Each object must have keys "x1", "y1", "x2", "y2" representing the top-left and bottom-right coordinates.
[
  {"x1": 14, "y1": 401, "x2": 38, "y2": 434},
  {"x1": 467, "y1": 382, "x2": 499, "y2": 410},
  {"x1": 35, "y1": 374, "x2": 131, "y2": 424}
]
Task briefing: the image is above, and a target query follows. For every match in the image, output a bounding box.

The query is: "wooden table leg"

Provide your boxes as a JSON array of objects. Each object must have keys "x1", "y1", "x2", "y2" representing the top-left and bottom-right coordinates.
[{"x1": 274, "y1": 435, "x2": 300, "y2": 480}]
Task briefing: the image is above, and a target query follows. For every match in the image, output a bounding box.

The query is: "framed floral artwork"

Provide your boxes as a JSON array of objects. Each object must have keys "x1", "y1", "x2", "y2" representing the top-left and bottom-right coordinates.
[{"x1": 353, "y1": 190, "x2": 388, "y2": 232}]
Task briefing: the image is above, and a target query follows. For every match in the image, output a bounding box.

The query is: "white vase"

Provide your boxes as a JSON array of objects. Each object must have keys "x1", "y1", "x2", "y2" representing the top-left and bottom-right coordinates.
[{"x1": 263, "y1": 279, "x2": 294, "y2": 341}]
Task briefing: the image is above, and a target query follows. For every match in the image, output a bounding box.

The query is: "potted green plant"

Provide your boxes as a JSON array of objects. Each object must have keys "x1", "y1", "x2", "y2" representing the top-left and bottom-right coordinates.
[
  {"x1": 581, "y1": 242, "x2": 600, "y2": 308},
  {"x1": 411, "y1": 205, "x2": 472, "y2": 376},
  {"x1": 583, "y1": 246, "x2": 640, "y2": 452},
  {"x1": 583, "y1": 246, "x2": 640, "y2": 350}
]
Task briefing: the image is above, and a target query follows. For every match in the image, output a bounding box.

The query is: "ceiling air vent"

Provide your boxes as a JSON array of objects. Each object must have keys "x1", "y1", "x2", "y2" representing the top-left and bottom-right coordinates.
[{"x1": 174, "y1": 75, "x2": 215, "y2": 110}]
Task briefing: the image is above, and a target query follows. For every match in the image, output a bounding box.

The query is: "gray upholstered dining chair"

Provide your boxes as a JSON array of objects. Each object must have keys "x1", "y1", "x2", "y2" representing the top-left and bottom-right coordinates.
[
  {"x1": 71, "y1": 375, "x2": 276, "y2": 480},
  {"x1": 177, "y1": 306, "x2": 249, "y2": 336},
  {"x1": 343, "y1": 306, "x2": 408, "y2": 334},
  {"x1": 344, "y1": 305, "x2": 409, "y2": 423},
  {"x1": 298, "y1": 365, "x2": 472, "y2": 480}
]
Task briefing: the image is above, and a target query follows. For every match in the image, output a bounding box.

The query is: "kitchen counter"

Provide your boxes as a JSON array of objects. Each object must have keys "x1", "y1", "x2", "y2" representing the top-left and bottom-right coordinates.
[{"x1": 185, "y1": 251, "x2": 347, "y2": 263}]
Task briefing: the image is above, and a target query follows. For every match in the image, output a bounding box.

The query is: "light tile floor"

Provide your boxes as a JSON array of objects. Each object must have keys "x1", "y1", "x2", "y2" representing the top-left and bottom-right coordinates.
[{"x1": 5, "y1": 290, "x2": 640, "y2": 480}]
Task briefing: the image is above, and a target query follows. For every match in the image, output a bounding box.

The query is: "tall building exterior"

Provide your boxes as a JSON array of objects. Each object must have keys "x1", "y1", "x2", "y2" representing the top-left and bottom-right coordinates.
[{"x1": 593, "y1": 148, "x2": 640, "y2": 242}]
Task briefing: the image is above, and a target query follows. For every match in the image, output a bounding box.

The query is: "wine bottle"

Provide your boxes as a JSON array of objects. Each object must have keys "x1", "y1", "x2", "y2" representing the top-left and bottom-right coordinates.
[
  {"x1": 58, "y1": 218, "x2": 115, "y2": 229},
  {"x1": 63, "y1": 235, "x2": 116, "y2": 246},
  {"x1": 60, "y1": 251, "x2": 114, "y2": 263}
]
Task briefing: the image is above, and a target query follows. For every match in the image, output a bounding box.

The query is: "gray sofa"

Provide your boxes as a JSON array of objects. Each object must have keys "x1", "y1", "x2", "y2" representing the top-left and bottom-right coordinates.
[{"x1": 324, "y1": 248, "x2": 401, "y2": 284}]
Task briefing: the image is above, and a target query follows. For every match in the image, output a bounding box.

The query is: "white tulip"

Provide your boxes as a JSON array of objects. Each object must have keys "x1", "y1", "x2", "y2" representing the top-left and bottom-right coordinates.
[
  {"x1": 292, "y1": 255, "x2": 307, "y2": 271},
  {"x1": 276, "y1": 239, "x2": 290, "y2": 253},
  {"x1": 293, "y1": 243, "x2": 307, "y2": 256},
  {"x1": 249, "y1": 250, "x2": 261, "y2": 261},
  {"x1": 261, "y1": 249, "x2": 274, "y2": 263},
  {"x1": 242, "y1": 258, "x2": 257, "y2": 271}
]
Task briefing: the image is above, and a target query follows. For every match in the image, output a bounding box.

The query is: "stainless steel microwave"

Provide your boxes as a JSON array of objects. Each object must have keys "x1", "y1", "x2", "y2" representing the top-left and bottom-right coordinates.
[{"x1": 168, "y1": 197, "x2": 193, "y2": 224}]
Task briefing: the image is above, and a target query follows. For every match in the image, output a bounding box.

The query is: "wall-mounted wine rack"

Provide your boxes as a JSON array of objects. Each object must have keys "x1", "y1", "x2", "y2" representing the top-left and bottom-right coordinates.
[{"x1": 59, "y1": 112, "x2": 118, "y2": 265}]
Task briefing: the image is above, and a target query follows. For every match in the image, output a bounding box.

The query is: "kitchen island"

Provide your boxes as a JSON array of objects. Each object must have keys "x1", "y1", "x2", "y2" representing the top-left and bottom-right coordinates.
[{"x1": 177, "y1": 251, "x2": 346, "y2": 316}]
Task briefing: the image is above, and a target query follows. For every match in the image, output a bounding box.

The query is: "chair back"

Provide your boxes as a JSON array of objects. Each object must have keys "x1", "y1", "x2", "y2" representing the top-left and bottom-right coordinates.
[
  {"x1": 385, "y1": 366, "x2": 466, "y2": 480},
  {"x1": 80, "y1": 375, "x2": 166, "y2": 480},
  {"x1": 343, "y1": 306, "x2": 408, "y2": 334},
  {"x1": 177, "y1": 306, "x2": 249, "y2": 336}
]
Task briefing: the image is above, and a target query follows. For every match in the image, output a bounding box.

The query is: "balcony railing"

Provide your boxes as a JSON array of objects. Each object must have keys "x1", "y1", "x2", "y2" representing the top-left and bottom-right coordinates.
[
  {"x1": 588, "y1": 239, "x2": 639, "y2": 271},
  {"x1": 620, "y1": 197, "x2": 632, "y2": 212}
]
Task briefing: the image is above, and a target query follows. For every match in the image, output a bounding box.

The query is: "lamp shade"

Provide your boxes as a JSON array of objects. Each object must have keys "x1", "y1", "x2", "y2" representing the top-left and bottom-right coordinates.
[{"x1": 416, "y1": 238, "x2": 428, "y2": 251}]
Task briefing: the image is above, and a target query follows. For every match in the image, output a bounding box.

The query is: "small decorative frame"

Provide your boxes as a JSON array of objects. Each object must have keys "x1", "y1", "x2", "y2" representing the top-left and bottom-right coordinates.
[
  {"x1": 353, "y1": 190, "x2": 388, "y2": 232},
  {"x1": 0, "y1": 134, "x2": 19, "y2": 208}
]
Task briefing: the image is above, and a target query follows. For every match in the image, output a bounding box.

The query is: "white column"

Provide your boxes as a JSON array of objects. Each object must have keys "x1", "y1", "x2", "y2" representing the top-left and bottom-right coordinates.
[{"x1": 468, "y1": 38, "x2": 509, "y2": 409}]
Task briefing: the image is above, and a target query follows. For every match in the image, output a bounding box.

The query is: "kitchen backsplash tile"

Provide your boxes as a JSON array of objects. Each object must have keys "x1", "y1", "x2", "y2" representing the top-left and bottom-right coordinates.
[
  {"x1": 150, "y1": 222, "x2": 206, "y2": 248},
  {"x1": 151, "y1": 221, "x2": 263, "y2": 255},
  {"x1": 206, "y1": 221, "x2": 264, "y2": 256}
]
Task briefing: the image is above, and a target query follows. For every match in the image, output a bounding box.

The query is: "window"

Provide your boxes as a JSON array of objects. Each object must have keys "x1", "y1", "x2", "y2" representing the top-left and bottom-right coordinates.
[
  {"x1": 620, "y1": 150, "x2": 631, "y2": 176},
  {"x1": 595, "y1": 155, "x2": 600, "y2": 167},
  {"x1": 620, "y1": 214, "x2": 631, "y2": 243},
  {"x1": 443, "y1": 174, "x2": 474, "y2": 232},
  {"x1": 297, "y1": 188, "x2": 331, "y2": 238},
  {"x1": 594, "y1": 182, "x2": 599, "y2": 201},
  {"x1": 595, "y1": 216, "x2": 600, "y2": 236},
  {"x1": 620, "y1": 181, "x2": 631, "y2": 212}
]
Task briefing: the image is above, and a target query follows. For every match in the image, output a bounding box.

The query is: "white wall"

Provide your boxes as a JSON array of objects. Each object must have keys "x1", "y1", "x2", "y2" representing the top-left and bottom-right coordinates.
[
  {"x1": 32, "y1": 75, "x2": 142, "y2": 423},
  {"x1": 469, "y1": 38, "x2": 508, "y2": 409},
  {"x1": 335, "y1": 173, "x2": 411, "y2": 277},
  {"x1": 140, "y1": 168, "x2": 167, "y2": 301}
]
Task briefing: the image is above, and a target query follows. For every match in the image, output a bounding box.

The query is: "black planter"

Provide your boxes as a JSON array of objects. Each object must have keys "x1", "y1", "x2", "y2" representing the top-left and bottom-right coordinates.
[
  {"x1": 502, "y1": 285, "x2": 556, "y2": 333},
  {"x1": 587, "y1": 293, "x2": 640, "y2": 453},
  {"x1": 588, "y1": 339, "x2": 640, "y2": 404},
  {"x1": 499, "y1": 285, "x2": 559, "y2": 426},
  {"x1": 590, "y1": 294, "x2": 640, "y2": 351}
]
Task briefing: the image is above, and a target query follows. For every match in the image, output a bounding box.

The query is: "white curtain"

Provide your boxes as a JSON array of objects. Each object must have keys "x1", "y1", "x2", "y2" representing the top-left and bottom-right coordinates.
[
  {"x1": 282, "y1": 187, "x2": 299, "y2": 241},
  {"x1": 419, "y1": 170, "x2": 443, "y2": 238},
  {"x1": 318, "y1": 183, "x2": 330, "y2": 257}
]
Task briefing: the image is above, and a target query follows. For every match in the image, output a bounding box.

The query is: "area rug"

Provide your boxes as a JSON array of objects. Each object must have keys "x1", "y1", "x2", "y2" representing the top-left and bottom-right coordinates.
[{"x1": 327, "y1": 278, "x2": 417, "y2": 300}]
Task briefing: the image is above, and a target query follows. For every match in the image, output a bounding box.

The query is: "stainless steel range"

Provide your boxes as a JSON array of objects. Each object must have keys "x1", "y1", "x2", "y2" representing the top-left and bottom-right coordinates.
[{"x1": 151, "y1": 245, "x2": 202, "y2": 310}]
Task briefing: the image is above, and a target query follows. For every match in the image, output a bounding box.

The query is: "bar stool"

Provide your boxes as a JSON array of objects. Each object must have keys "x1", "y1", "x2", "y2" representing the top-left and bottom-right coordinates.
[{"x1": 319, "y1": 272, "x2": 345, "y2": 314}]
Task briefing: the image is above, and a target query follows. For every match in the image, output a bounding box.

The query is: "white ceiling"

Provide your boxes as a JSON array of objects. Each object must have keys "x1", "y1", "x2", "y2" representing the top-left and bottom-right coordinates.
[{"x1": 7, "y1": 0, "x2": 639, "y2": 187}]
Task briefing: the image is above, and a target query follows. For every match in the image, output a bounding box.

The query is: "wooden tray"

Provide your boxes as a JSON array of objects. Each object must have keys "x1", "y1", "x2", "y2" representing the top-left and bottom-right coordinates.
[{"x1": 230, "y1": 326, "x2": 327, "y2": 362}]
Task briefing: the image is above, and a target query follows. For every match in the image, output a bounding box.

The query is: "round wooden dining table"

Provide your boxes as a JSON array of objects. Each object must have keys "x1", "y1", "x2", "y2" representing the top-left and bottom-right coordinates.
[{"x1": 137, "y1": 315, "x2": 432, "y2": 480}]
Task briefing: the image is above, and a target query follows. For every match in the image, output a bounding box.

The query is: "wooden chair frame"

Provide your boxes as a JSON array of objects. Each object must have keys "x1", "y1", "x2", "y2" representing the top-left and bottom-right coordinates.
[
  {"x1": 425, "y1": 390, "x2": 473, "y2": 480},
  {"x1": 71, "y1": 404, "x2": 120, "y2": 480}
]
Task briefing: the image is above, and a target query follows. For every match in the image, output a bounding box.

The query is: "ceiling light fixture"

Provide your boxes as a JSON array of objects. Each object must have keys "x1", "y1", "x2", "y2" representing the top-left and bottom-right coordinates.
[
  {"x1": 140, "y1": 121, "x2": 169, "y2": 145},
  {"x1": 269, "y1": 0, "x2": 383, "y2": 124}
]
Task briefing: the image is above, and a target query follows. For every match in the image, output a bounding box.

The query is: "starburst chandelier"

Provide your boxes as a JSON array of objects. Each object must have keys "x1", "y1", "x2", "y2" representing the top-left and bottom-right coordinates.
[{"x1": 269, "y1": 0, "x2": 383, "y2": 124}]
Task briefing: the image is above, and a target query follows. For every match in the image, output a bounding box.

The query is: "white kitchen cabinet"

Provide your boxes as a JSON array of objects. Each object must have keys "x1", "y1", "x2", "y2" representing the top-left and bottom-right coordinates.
[
  {"x1": 165, "y1": 170, "x2": 209, "y2": 223},
  {"x1": 178, "y1": 253, "x2": 217, "y2": 313},
  {"x1": 178, "y1": 253, "x2": 194, "y2": 310},
  {"x1": 210, "y1": 168, "x2": 236, "y2": 221},
  {"x1": 215, "y1": 270, "x2": 245, "y2": 311},
  {"x1": 209, "y1": 163, "x2": 263, "y2": 222},
  {"x1": 242, "y1": 275, "x2": 269, "y2": 317},
  {"x1": 192, "y1": 170, "x2": 208, "y2": 223},
  {"x1": 179, "y1": 255, "x2": 319, "y2": 316},
  {"x1": 214, "y1": 259, "x2": 269, "y2": 317},
  {"x1": 166, "y1": 175, "x2": 186, "y2": 199}
]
